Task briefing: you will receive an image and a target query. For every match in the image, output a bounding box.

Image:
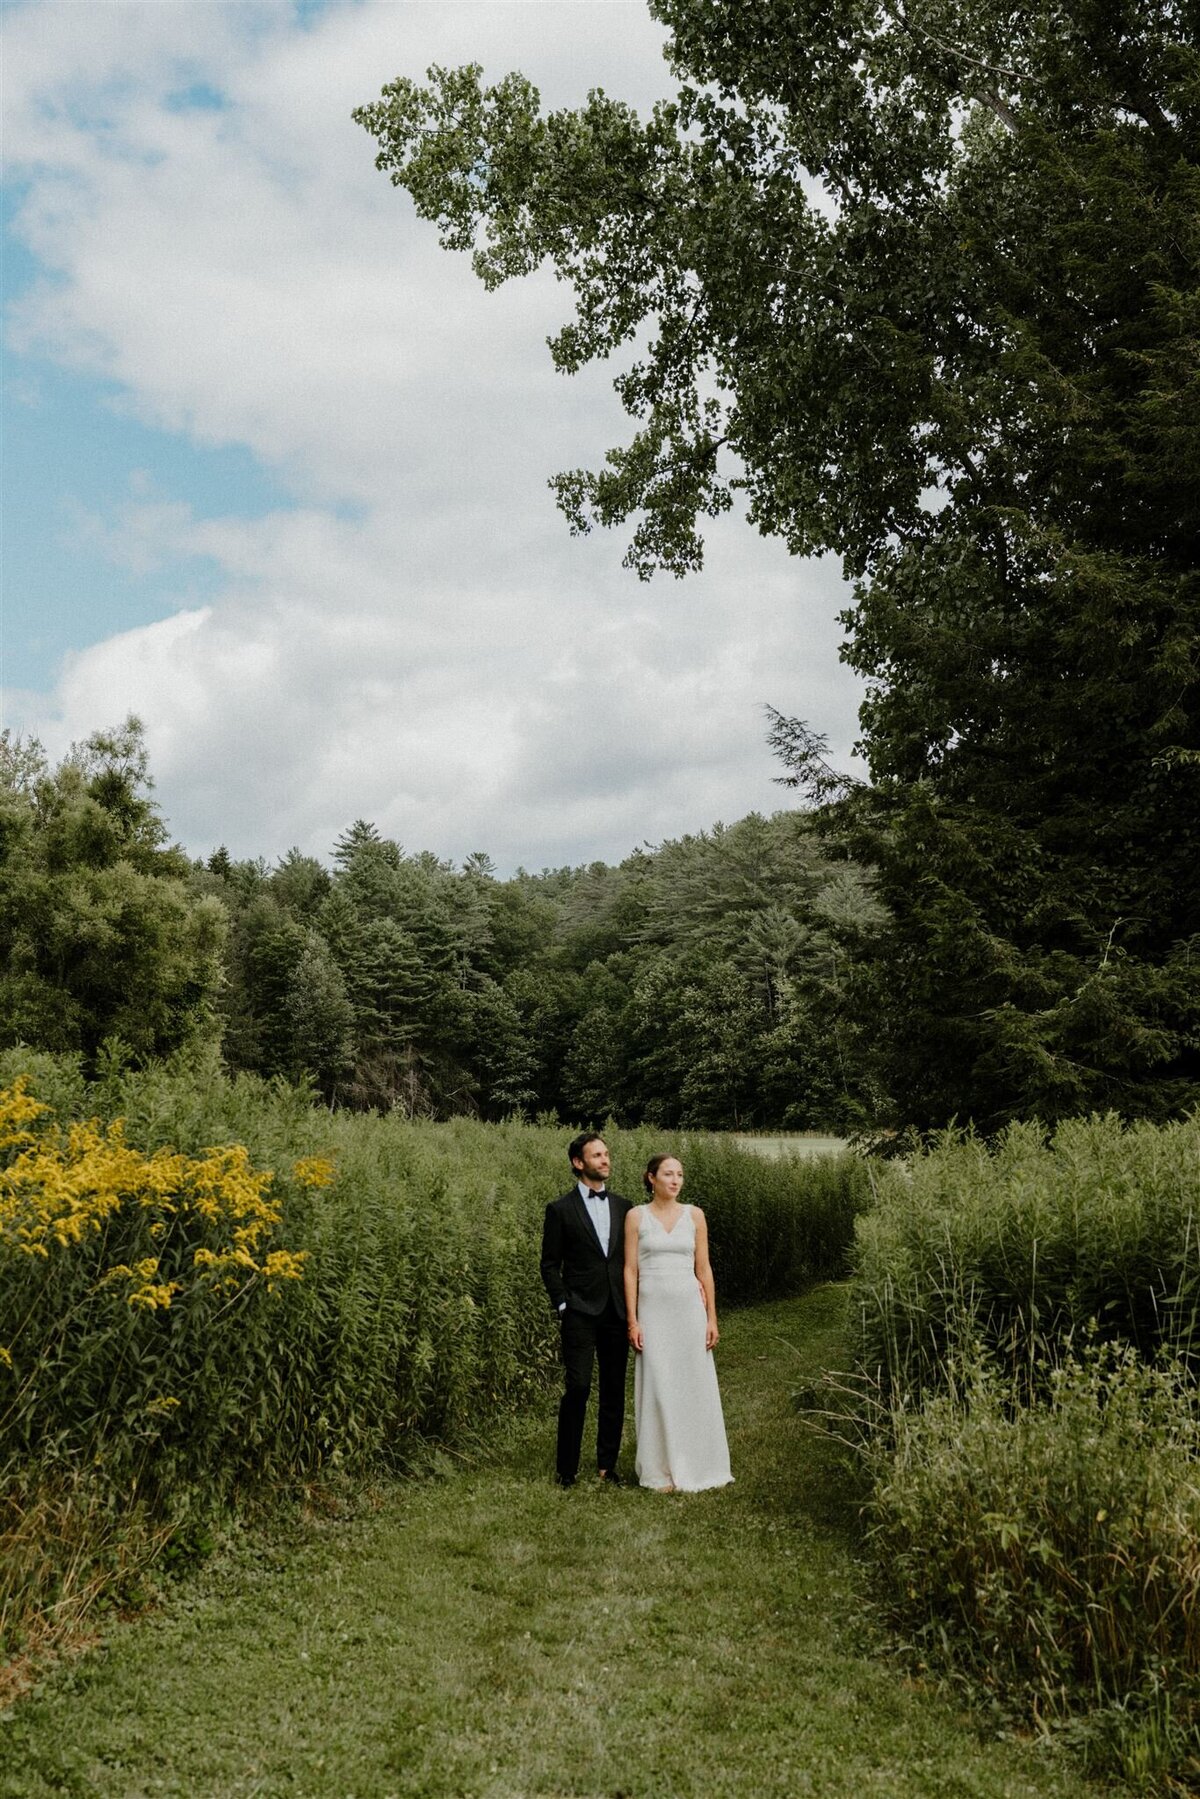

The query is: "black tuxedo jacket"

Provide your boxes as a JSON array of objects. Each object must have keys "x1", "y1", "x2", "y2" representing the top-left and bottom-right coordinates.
[{"x1": 540, "y1": 1187, "x2": 632, "y2": 1320}]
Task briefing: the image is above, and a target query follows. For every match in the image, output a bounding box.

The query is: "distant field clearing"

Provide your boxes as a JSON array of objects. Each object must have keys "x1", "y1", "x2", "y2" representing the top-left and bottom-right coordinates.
[{"x1": 734, "y1": 1134, "x2": 849, "y2": 1160}]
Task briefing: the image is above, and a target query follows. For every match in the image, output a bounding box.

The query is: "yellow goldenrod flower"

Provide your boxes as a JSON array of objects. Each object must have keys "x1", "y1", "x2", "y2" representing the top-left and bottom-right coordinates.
[
  {"x1": 262, "y1": 1248, "x2": 309, "y2": 1287},
  {"x1": 127, "y1": 1282, "x2": 182, "y2": 1311},
  {"x1": 0, "y1": 1082, "x2": 310, "y2": 1314},
  {"x1": 0, "y1": 1076, "x2": 51, "y2": 1151},
  {"x1": 292, "y1": 1157, "x2": 336, "y2": 1189}
]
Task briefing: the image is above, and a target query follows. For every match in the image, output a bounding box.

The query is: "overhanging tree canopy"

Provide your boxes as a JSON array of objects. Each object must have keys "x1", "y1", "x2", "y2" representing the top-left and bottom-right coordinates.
[{"x1": 357, "y1": 1, "x2": 1200, "y2": 1129}]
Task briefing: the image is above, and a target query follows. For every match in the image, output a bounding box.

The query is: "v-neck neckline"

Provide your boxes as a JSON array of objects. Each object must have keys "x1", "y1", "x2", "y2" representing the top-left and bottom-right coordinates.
[{"x1": 647, "y1": 1203, "x2": 687, "y2": 1236}]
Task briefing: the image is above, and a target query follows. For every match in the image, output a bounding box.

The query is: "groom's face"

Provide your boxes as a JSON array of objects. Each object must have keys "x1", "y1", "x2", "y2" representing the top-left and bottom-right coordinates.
[{"x1": 574, "y1": 1139, "x2": 610, "y2": 1185}]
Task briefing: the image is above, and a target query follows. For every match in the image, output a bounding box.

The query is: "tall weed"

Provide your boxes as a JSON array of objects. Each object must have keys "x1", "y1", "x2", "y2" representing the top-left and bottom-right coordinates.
[
  {"x1": 846, "y1": 1111, "x2": 1200, "y2": 1791},
  {"x1": 865, "y1": 1346, "x2": 1200, "y2": 1790},
  {"x1": 675, "y1": 1136, "x2": 869, "y2": 1301},
  {"x1": 0, "y1": 1048, "x2": 866, "y2": 1665},
  {"x1": 853, "y1": 1113, "x2": 1200, "y2": 1399}
]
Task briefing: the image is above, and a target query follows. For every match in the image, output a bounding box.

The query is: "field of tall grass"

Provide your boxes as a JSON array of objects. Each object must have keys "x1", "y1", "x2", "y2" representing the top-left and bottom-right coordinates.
[
  {"x1": 0, "y1": 1045, "x2": 869, "y2": 1675},
  {"x1": 849, "y1": 1115, "x2": 1200, "y2": 1791},
  {"x1": 855, "y1": 1115, "x2": 1200, "y2": 1398},
  {"x1": 8, "y1": 1042, "x2": 1196, "y2": 1789}
]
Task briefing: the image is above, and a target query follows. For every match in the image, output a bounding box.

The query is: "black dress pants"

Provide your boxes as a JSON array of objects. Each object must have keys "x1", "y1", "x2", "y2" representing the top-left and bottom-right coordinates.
[{"x1": 557, "y1": 1298, "x2": 629, "y2": 1481}]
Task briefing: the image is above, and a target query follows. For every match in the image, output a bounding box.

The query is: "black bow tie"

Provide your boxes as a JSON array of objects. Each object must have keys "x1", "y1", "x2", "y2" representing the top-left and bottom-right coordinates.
[{"x1": 590, "y1": 1188, "x2": 608, "y2": 1199}]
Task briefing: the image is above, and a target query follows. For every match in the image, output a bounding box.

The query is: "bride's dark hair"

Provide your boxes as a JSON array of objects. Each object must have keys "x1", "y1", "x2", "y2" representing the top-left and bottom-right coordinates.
[{"x1": 642, "y1": 1153, "x2": 677, "y2": 1195}]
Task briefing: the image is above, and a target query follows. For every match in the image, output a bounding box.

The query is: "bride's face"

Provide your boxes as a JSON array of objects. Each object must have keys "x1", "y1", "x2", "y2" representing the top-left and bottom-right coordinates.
[{"x1": 650, "y1": 1158, "x2": 684, "y2": 1201}]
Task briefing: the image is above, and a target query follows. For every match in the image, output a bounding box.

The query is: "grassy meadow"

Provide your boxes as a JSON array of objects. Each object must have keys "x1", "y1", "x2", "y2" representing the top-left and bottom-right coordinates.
[
  {"x1": 2, "y1": 1047, "x2": 1197, "y2": 1791},
  {"x1": 0, "y1": 1047, "x2": 869, "y2": 1680},
  {"x1": 1, "y1": 1289, "x2": 1102, "y2": 1799},
  {"x1": 850, "y1": 1117, "x2": 1200, "y2": 1790}
]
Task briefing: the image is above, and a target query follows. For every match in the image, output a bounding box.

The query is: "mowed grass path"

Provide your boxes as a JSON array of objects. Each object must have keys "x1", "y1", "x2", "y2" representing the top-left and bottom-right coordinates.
[{"x1": 1, "y1": 1290, "x2": 1104, "y2": 1799}]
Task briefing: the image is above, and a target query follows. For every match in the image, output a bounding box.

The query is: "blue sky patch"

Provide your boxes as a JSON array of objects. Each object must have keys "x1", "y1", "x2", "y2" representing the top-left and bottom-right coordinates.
[
  {"x1": 3, "y1": 172, "x2": 288, "y2": 695},
  {"x1": 3, "y1": 353, "x2": 288, "y2": 693},
  {"x1": 165, "y1": 81, "x2": 228, "y2": 114}
]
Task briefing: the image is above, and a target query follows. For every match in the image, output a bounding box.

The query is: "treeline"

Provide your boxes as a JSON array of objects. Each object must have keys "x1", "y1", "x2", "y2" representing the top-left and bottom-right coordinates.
[{"x1": 0, "y1": 722, "x2": 883, "y2": 1131}]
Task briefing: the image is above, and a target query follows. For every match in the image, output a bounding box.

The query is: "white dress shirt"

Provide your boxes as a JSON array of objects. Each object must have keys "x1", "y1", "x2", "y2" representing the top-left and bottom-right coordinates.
[{"x1": 578, "y1": 1180, "x2": 611, "y2": 1251}]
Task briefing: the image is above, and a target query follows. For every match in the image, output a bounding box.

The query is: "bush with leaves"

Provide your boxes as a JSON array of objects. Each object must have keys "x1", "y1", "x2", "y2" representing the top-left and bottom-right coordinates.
[
  {"x1": 866, "y1": 1347, "x2": 1200, "y2": 1789},
  {"x1": 844, "y1": 1111, "x2": 1200, "y2": 1790},
  {"x1": 0, "y1": 722, "x2": 226, "y2": 1066}
]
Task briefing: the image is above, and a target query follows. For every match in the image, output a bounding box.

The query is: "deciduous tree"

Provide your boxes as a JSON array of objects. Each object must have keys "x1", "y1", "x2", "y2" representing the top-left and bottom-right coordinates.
[
  {"x1": 0, "y1": 722, "x2": 226, "y2": 1063},
  {"x1": 358, "y1": 1, "x2": 1200, "y2": 1127}
]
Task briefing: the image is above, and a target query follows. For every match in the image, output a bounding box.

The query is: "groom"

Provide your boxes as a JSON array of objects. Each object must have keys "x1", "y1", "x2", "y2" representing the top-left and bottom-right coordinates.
[{"x1": 540, "y1": 1132, "x2": 632, "y2": 1487}]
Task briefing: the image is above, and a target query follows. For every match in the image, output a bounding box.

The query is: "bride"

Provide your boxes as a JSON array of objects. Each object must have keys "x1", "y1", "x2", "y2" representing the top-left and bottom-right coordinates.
[{"x1": 624, "y1": 1154, "x2": 733, "y2": 1493}]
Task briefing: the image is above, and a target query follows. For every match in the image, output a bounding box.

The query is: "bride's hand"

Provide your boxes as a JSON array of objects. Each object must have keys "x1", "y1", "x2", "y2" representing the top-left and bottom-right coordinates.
[
  {"x1": 628, "y1": 1321, "x2": 644, "y2": 1352},
  {"x1": 705, "y1": 1317, "x2": 719, "y2": 1350}
]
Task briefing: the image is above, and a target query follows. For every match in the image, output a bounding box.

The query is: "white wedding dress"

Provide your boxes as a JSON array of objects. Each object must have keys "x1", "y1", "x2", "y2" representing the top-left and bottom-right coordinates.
[{"x1": 634, "y1": 1204, "x2": 733, "y2": 1492}]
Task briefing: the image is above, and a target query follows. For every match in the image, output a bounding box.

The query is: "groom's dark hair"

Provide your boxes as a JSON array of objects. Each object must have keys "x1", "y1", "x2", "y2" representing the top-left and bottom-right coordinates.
[{"x1": 568, "y1": 1131, "x2": 605, "y2": 1171}]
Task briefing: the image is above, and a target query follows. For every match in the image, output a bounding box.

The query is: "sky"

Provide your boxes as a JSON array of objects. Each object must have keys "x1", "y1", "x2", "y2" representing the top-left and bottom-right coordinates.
[{"x1": 2, "y1": 0, "x2": 865, "y2": 873}]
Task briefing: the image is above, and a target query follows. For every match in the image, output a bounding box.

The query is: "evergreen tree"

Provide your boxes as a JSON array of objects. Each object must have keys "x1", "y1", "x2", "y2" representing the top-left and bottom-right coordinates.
[
  {"x1": 286, "y1": 937, "x2": 355, "y2": 1098},
  {"x1": 271, "y1": 848, "x2": 332, "y2": 921}
]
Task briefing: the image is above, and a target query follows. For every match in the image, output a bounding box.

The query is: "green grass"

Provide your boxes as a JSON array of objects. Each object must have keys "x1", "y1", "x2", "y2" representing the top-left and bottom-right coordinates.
[
  {"x1": 0, "y1": 1289, "x2": 1104, "y2": 1799},
  {"x1": 852, "y1": 1112, "x2": 1200, "y2": 1397},
  {"x1": 865, "y1": 1347, "x2": 1199, "y2": 1788},
  {"x1": 733, "y1": 1134, "x2": 850, "y2": 1159},
  {"x1": 1, "y1": 1055, "x2": 871, "y2": 1659}
]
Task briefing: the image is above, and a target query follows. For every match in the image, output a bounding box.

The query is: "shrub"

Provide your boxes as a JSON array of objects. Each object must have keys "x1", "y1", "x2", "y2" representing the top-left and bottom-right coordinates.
[
  {"x1": 844, "y1": 1111, "x2": 1200, "y2": 1790},
  {"x1": 865, "y1": 1346, "x2": 1200, "y2": 1790},
  {"x1": 681, "y1": 1138, "x2": 870, "y2": 1303}
]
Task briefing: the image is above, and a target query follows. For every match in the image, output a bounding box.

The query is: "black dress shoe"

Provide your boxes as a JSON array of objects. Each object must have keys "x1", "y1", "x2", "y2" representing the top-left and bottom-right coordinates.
[
  {"x1": 597, "y1": 1469, "x2": 625, "y2": 1487},
  {"x1": 556, "y1": 1474, "x2": 576, "y2": 1488}
]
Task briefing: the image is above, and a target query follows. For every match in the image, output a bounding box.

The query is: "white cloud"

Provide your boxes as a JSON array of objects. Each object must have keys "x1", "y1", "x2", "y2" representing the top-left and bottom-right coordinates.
[{"x1": 3, "y1": 1, "x2": 865, "y2": 870}]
